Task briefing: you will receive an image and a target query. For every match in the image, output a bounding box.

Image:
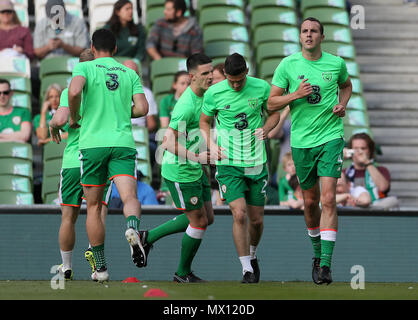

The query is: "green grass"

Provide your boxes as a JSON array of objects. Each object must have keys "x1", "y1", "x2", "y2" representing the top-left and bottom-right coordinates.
[{"x1": 0, "y1": 281, "x2": 417, "y2": 300}]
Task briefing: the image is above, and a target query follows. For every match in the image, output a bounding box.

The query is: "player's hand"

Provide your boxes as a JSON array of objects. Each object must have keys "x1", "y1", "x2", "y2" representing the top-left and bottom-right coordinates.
[
  {"x1": 69, "y1": 116, "x2": 81, "y2": 129},
  {"x1": 295, "y1": 79, "x2": 313, "y2": 99},
  {"x1": 209, "y1": 146, "x2": 226, "y2": 164},
  {"x1": 253, "y1": 128, "x2": 268, "y2": 141},
  {"x1": 333, "y1": 104, "x2": 346, "y2": 117},
  {"x1": 49, "y1": 126, "x2": 62, "y2": 144}
]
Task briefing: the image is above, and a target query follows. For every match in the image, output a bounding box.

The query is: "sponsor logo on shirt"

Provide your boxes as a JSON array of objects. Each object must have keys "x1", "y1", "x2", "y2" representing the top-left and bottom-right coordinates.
[{"x1": 298, "y1": 75, "x2": 305, "y2": 80}]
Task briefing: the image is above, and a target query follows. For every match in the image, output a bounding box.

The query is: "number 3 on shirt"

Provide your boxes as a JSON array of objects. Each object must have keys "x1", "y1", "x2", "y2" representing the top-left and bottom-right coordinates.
[
  {"x1": 307, "y1": 85, "x2": 321, "y2": 104},
  {"x1": 106, "y1": 73, "x2": 119, "y2": 91},
  {"x1": 234, "y1": 112, "x2": 248, "y2": 130}
]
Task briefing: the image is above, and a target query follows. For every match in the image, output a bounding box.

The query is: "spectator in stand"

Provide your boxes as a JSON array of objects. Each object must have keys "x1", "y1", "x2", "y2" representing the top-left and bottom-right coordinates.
[
  {"x1": 0, "y1": 78, "x2": 31, "y2": 143},
  {"x1": 212, "y1": 63, "x2": 226, "y2": 85},
  {"x1": 33, "y1": 83, "x2": 68, "y2": 146},
  {"x1": 278, "y1": 152, "x2": 303, "y2": 209},
  {"x1": 103, "y1": 0, "x2": 147, "y2": 62},
  {"x1": 159, "y1": 70, "x2": 189, "y2": 128},
  {"x1": 146, "y1": 0, "x2": 203, "y2": 60},
  {"x1": 344, "y1": 132, "x2": 398, "y2": 209},
  {"x1": 0, "y1": 0, "x2": 35, "y2": 60},
  {"x1": 109, "y1": 170, "x2": 159, "y2": 208},
  {"x1": 33, "y1": 0, "x2": 89, "y2": 60},
  {"x1": 335, "y1": 172, "x2": 371, "y2": 208}
]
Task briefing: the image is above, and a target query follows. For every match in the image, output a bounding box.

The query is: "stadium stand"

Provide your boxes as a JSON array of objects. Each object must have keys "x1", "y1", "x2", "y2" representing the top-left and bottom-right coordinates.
[
  {"x1": 41, "y1": 141, "x2": 66, "y2": 204},
  {"x1": 132, "y1": 124, "x2": 152, "y2": 185}
]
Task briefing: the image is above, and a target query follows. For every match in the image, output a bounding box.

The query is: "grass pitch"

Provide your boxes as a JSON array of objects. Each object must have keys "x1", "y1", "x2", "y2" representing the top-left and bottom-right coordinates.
[{"x1": 0, "y1": 281, "x2": 417, "y2": 300}]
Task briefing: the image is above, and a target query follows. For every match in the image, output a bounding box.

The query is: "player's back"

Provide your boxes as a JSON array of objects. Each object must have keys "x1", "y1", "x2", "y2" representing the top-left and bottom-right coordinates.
[{"x1": 72, "y1": 57, "x2": 142, "y2": 150}]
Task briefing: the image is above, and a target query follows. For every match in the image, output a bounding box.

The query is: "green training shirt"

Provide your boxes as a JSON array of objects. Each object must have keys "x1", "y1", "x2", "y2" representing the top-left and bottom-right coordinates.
[
  {"x1": 202, "y1": 76, "x2": 271, "y2": 167},
  {"x1": 272, "y1": 51, "x2": 349, "y2": 148},
  {"x1": 161, "y1": 86, "x2": 204, "y2": 183},
  {"x1": 71, "y1": 57, "x2": 144, "y2": 150},
  {"x1": 0, "y1": 106, "x2": 31, "y2": 133}
]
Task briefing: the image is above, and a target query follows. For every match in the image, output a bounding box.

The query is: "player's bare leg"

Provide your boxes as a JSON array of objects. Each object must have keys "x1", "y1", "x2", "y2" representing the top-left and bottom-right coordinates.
[{"x1": 247, "y1": 204, "x2": 264, "y2": 282}]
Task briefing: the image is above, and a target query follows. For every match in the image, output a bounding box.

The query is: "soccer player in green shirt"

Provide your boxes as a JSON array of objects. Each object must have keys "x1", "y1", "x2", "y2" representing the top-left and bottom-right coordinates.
[
  {"x1": 151, "y1": 53, "x2": 216, "y2": 282},
  {"x1": 67, "y1": 29, "x2": 149, "y2": 282},
  {"x1": 267, "y1": 17, "x2": 353, "y2": 285},
  {"x1": 200, "y1": 53, "x2": 281, "y2": 283}
]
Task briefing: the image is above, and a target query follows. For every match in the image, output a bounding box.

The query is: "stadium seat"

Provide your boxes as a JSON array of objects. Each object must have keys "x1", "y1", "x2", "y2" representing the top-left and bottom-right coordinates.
[
  {"x1": 0, "y1": 158, "x2": 32, "y2": 179},
  {"x1": 39, "y1": 56, "x2": 79, "y2": 79},
  {"x1": 13, "y1": 3, "x2": 29, "y2": 27},
  {"x1": 252, "y1": 25, "x2": 299, "y2": 47},
  {"x1": 11, "y1": 92, "x2": 31, "y2": 111},
  {"x1": 41, "y1": 175, "x2": 60, "y2": 203},
  {"x1": 249, "y1": 0, "x2": 296, "y2": 10},
  {"x1": 199, "y1": 7, "x2": 245, "y2": 28},
  {"x1": 300, "y1": 0, "x2": 346, "y2": 12},
  {"x1": 0, "y1": 175, "x2": 32, "y2": 193},
  {"x1": 205, "y1": 41, "x2": 251, "y2": 61},
  {"x1": 347, "y1": 94, "x2": 367, "y2": 111},
  {"x1": 43, "y1": 141, "x2": 67, "y2": 162},
  {"x1": 322, "y1": 42, "x2": 356, "y2": 60},
  {"x1": 251, "y1": 7, "x2": 297, "y2": 31},
  {"x1": 256, "y1": 42, "x2": 300, "y2": 65},
  {"x1": 323, "y1": 25, "x2": 353, "y2": 44},
  {"x1": 150, "y1": 57, "x2": 187, "y2": 81},
  {"x1": 203, "y1": 24, "x2": 249, "y2": 44},
  {"x1": 346, "y1": 61, "x2": 360, "y2": 78},
  {"x1": 145, "y1": 6, "x2": 164, "y2": 29},
  {"x1": 2, "y1": 76, "x2": 31, "y2": 94},
  {"x1": 198, "y1": 0, "x2": 244, "y2": 10},
  {"x1": 152, "y1": 74, "x2": 175, "y2": 97},
  {"x1": 303, "y1": 8, "x2": 350, "y2": 26},
  {"x1": 137, "y1": 160, "x2": 152, "y2": 184},
  {"x1": 0, "y1": 191, "x2": 34, "y2": 205},
  {"x1": 350, "y1": 77, "x2": 363, "y2": 95},
  {"x1": 0, "y1": 56, "x2": 31, "y2": 78},
  {"x1": 0, "y1": 142, "x2": 33, "y2": 161},
  {"x1": 344, "y1": 125, "x2": 372, "y2": 141},
  {"x1": 344, "y1": 109, "x2": 370, "y2": 127},
  {"x1": 258, "y1": 58, "x2": 282, "y2": 82},
  {"x1": 44, "y1": 192, "x2": 59, "y2": 205},
  {"x1": 43, "y1": 158, "x2": 63, "y2": 178},
  {"x1": 40, "y1": 74, "x2": 72, "y2": 98},
  {"x1": 132, "y1": 125, "x2": 149, "y2": 145}
]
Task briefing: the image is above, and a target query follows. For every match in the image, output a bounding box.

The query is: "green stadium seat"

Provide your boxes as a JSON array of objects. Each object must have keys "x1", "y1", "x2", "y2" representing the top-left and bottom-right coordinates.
[
  {"x1": 44, "y1": 192, "x2": 59, "y2": 205},
  {"x1": 11, "y1": 92, "x2": 31, "y2": 111},
  {"x1": 199, "y1": 8, "x2": 245, "y2": 28},
  {"x1": 203, "y1": 25, "x2": 249, "y2": 44},
  {"x1": 40, "y1": 74, "x2": 72, "y2": 98},
  {"x1": 346, "y1": 61, "x2": 360, "y2": 78},
  {"x1": 256, "y1": 42, "x2": 300, "y2": 65},
  {"x1": 3, "y1": 76, "x2": 31, "y2": 94},
  {"x1": 132, "y1": 125, "x2": 149, "y2": 145},
  {"x1": 145, "y1": 6, "x2": 164, "y2": 29},
  {"x1": 0, "y1": 158, "x2": 33, "y2": 179},
  {"x1": 0, "y1": 191, "x2": 34, "y2": 205},
  {"x1": 0, "y1": 56, "x2": 31, "y2": 78},
  {"x1": 150, "y1": 57, "x2": 187, "y2": 81},
  {"x1": 0, "y1": 142, "x2": 32, "y2": 160},
  {"x1": 344, "y1": 110, "x2": 370, "y2": 127},
  {"x1": 322, "y1": 42, "x2": 356, "y2": 60},
  {"x1": 350, "y1": 77, "x2": 363, "y2": 94},
  {"x1": 323, "y1": 25, "x2": 353, "y2": 44},
  {"x1": 198, "y1": 0, "x2": 244, "y2": 10},
  {"x1": 251, "y1": 7, "x2": 298, "y2": 31},
  {"x1": 43, "y1": 141, "x2": 67, "y2": 162},
  {"x1": 43, "y1": 158, "x2": 63, "y2": 178},
  {"x1": 258, "y1": 58, "x2": 282, "y2": 81},
  {"x1": 347, "y1": 94, "x2": 367, "y2": 111},
  {"x1": 301, "y1": 0, "x2": 346, "y2": 12},
  {"x1": 252, "y1": 25, "x2": 299, "y2": 46},
  {"x1": 303, "y1": 8, "x2": 350, "y2": 26},
  {"x1": 41, "y1": 175, "x2": 60, "y2": 202},
  {"x1": 152, "y1": 74, "x2": 175, "y2": 97},
  {"x1": 249, "y1": 0, "x2": 296, "y2": 10},
  {"x1": 0, "y1": 175, "x2": 32, "y2": 193},
  {"x1": 137, "y1": 160, "x2": 152, "y2": 184},
  {"x1": 344, "y1": 125, "x2": 372, "y2": 141},
  {"x1": 145, "y1": 0, "x2": 166, "y2": 9},
  {"x1": 205, "y1": 41, "x2": 251, "y2": 60},
  {"x1": 39, "y1": 56, "x2": 80, "y2": 79}
]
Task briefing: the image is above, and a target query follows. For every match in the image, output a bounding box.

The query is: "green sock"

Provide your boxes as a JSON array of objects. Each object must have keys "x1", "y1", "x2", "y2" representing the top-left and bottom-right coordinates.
[
  {"x1": 147, "y1": 213, "x2": 189, "y2": 244},
  {"x1": 126, "y1": 215, "x2": 140, "y2": 231},
  {"x1": 310, "y1": 235, "x2": 321, "y2": 259},
  {"x1": 320, "y1": 240, "x2": 335, "y2": 268},
  {"x1": 92, "y1": 244, "x2": 106, "y2": 270},
  {"x1": 176, "y1": 233, "x2": 202, "y2": 277}
]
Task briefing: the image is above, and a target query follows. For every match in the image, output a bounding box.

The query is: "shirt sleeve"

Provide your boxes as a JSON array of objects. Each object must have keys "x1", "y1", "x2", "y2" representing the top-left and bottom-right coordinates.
[
  {"x1": 159, "y1": 94, "x2": 171, "y2": 117},
  {"x1": 132, "y1": 73, "x2": 144, "y2": 95},
  {"x1": 262, "y1": 80, "x2": 271, "y2": 111},
  {"x1": 21, "y1": 108, "x2": 31, "y2": 123},
  {"x1": 59, "y1": 88, "x2": 69, "y2": 108},
  {"x1": 146, "y1": 21, "x2": 160, "y2": 50},
  {"x1": 202, "y1": 90, "x2": 216, "y2": 117},
  {"x1": 72, "y1": 60, "x2": 87, "y2": 78},
  {"x1": 271, "y1": 59, "x2": 289, "y2": 90},
  {"x1": 32, "y1": 114, "x2": 40, "y2": 132},
  {"x1": 169, "y1": 102, "x2": 192, "y2": 133},
  {"x1": 338, "y1": 57, "x2": 349, "y2": 85}
]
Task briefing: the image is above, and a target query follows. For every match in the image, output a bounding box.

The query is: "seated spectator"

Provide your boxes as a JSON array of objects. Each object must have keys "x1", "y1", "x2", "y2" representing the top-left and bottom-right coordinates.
[
  {"x1": 344, "y1": 132, "x2": 399, "y2": 209},
  {"x1": 146, "y1": 0, "x2": 203, "y2": 60},
  {"x1": 0, "y1": 78, "x2": 31, "y2": 143},
  {"x1": 33, "y1": 0, "x2": 89, "y2": 60},
  {"x1": 109, "y1": 170, "x2": 159, "y2": 208},
  {"x1": 103, "y1": 0, "x2": 146, "y2": 61},
  {"x1": 33, "y1": 83, "x2": 68, "y2": 146},
  {"x1": 336, "y1": 173, "x2": 371, "y2": 208},
  {"x1": 0, "y1": 0, "x2": 35, "y2": 60},
  {"x1": 287, "y1": 174, "x2": 304, "y2": 210},
  {"x1": 212, "y1": 63, "x2": 226, "y2": 85},
  {"x1": 159, "y1": 70, "x2": 189, "y2": 128},
  {"x1": 278, "y1": 152, "x2": 303, "y2": 209}
]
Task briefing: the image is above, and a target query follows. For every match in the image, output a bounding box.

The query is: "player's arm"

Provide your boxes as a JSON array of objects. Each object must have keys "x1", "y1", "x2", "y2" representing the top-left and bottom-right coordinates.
[
  {"x1": 267, "y1": 80, "x2": 313, "y2": 111},
  {"x1": 132, "y1": 93, "x2": 149, "y2": 118},
  {"x1": 254, "y1": 109, "x2": 281, "y2": 141},
  {"x1": 199, "y1": 112, "x2": 225, "y2": 163},
  {"x1": 49, "y1": 107, "x2": 70, "y2": 144},
  {"x1": 268, "y1": 105, "x2": 290, "y2": 139},
  {"x1": 0, "y1": 121, "x2": 31, "y2": 143},
  {"x1": 68, "y1": 75, "x2": 85, "y2": 127},
  {"x1": 333, "y1": 77, "x2": 353, "y2": 117}
]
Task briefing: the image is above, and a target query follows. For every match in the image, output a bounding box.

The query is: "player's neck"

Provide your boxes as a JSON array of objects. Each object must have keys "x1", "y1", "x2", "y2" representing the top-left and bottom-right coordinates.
[
  {"x1": 94, "y1": 51, "x2": 113, "y2": 59},
  {"x1": 302, "y1": 48, "x2": 322, "y2": 61},
  {"x1": 190, "y1": 84, "x2": 205, "y2": 97}
]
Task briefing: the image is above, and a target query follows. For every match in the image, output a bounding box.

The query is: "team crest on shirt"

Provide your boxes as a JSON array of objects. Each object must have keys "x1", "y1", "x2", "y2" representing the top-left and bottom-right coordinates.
[
  {"x1": 322, "y1": 72, "x2": 333, "y2": 82},
  {"x1": 248, "y1": 98, "x2": 258, "y2": 110},
  {"x1": 12, "y1": 116, "x2": 21, "y2": 126},
  {"x1": 221, "y1": 184, "x2": 227, "y2": 194},
  {"x1": 190, "y1": 196, "x2": 198, "y2": 205}
]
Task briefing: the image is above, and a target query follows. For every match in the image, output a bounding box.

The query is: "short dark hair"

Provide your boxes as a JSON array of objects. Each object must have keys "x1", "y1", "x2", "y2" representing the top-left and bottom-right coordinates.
[
  {"x1": 301, "y1": 17, "x2": 324, "y2": 35},
  {"x1": 348, "y1": 132, "x2": 376, "y2": 158},
  {"x1": 186, "y1": 53, "x2": 212, "y2": 72},
  {"x1": 0, "y1": 79, "x2": 11, "y2": 89},
  {"x1": 224, "y1": 53, "x2": 247, "y2": 76},
  {"x1": 165, "y1": 0, "x2": 187, "y2": 15},
  {"x1": 92, "y1": 29, "x2": 117, "y2": 53}
]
